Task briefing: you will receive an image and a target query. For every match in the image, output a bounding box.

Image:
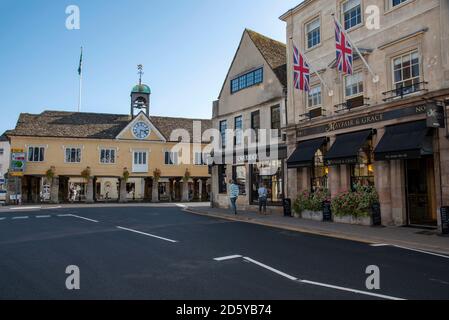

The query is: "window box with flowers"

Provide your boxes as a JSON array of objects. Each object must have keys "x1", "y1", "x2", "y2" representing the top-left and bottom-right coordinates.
[
  {"x1": 331, "y1": 185, "x2": 379, "y2": 226},
  {"x1": 293, "y1": 189, "x2": 330, "y2": 221}
]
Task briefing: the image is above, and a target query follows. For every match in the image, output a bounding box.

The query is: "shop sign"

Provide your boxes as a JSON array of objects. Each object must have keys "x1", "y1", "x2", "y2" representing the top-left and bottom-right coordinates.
[
  {"x1": 298, "y1": 104, "x2": 427, "y2": 138},
  {"x1": 10, "y1": 148, "x2": 26, "y2": 177},
  {"x1": 426, "y1": 104, "x2": 445, "y2": 128},
  {"x1": 325, "y1": 157, "x2": 358, "y2": 166},
  {"x1": 441, "y1": 207, "x2": 449, "y2": 235}
]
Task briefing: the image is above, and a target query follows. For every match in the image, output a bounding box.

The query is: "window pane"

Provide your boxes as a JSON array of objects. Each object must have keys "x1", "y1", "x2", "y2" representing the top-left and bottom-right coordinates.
[
  {"x1": 33, "y1": 147, "x2": 39, "y2": 162},
  {"x1": 28, "y1": 147, "x2": 33, "y2": 162},
  {"x1": 66, "y1": 149, "x2": 70, "y2": 162},
  {"x1": 39, "y1": 148, "x2": 45, "y2": 162}
]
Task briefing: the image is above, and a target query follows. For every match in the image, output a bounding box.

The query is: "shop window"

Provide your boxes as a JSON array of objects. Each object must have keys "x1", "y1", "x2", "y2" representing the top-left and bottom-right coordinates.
[
  {"x1": 350, "y1": 139, "x2": 375, "y2": 189},
  {"x1": 28, "y1": 146, "x2": 45, "y2": 162},
  {"x1": 232, "y1": 165, "x2": 247, "y2": 196},
  {"x1": 271, "y1": 105, "x2": 281, "y2": 138},
  {"x1": 311, "y1": 148, "x2": 328, "y2": 192},
  {"x1": 65, "y1": 148, "x2": 81, "y2": 163},
  {"x1": 251, "y1": 160, "x2": 284, "y2": 205},
  {"x1": 392, "y1": 51, "x2": 420, "y2": 97},
  {"x1": 234, "y1": 116, "x2": 243, "y2": 146},
  {"x1": 251, "y1": 110, "x2": 260, "y2": 142},
  {"x1": 220, "y1": 120, "x2": 227, "y2": 148},
  {"x1": 342, "y1": 0, "x2": 362, "y2": 30},
  {"x1": 100, "y1": 148, "x2": 116, "y2": 164},
  {"x1": 218, "y1": 165, "x2": 227, "y2": 194},
  {"x1": 306, "y1": 18, "x2": 321, "y2": 49}
]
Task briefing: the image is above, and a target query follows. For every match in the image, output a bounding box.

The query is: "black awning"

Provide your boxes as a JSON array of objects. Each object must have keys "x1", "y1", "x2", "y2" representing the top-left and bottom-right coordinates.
[
  {"x1": 287, "y1": 137, "x2": 327, "y2": 168},
  {"x1": 324, "y1": 130, "x2": 372, "y2": 166},
  {"x1": 374, "y1": 120, "x2": 432, "y2": 161}
]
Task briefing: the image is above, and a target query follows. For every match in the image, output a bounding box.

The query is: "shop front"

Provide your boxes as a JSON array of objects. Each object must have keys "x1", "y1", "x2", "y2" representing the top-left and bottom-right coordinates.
[
  {"x1": 287, "y1": 102, "x2": 446, "y2": 229},
  {"x1": 212, "y1": 145, "x2": 287, "y2": 210}
]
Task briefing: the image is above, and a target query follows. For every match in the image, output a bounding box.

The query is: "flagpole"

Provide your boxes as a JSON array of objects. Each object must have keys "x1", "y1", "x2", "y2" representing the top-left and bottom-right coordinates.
[
  {"x1": 294, "y1": 41, "x2": 334, "y2": 97},
  {"x1": 78, "y1": 70, "x2": 82, "y2": 113},
  {"x1": 332, "y1": 14, "x2": 379, "y2": 83}
]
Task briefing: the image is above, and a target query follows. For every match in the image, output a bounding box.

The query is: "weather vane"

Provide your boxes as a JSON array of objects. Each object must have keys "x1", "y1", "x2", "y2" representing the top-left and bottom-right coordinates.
[{"x1": 137, "y1": 64, "x2": 144, "y2": 85}]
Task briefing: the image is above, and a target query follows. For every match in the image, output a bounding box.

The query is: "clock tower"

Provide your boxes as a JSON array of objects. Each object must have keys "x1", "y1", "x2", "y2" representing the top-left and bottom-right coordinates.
[{"x1": 131, "y1": 64, "x2": 151, "y2": 118}]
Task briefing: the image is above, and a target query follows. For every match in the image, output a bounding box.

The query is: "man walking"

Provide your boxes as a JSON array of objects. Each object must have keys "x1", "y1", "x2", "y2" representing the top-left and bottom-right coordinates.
[
  {"x1": 228, "y1": 179, "x2": 240, "y2": 215},
  {"x1": 258, "y1": 183, "x2": 268, "y2": 215}
]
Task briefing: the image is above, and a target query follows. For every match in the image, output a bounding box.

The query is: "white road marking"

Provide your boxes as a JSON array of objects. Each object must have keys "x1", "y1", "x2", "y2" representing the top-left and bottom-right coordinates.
[
  {"x1": 243, "y1": 257, "x2": 298, "y2": 281},
  {"x1": 371, "y1": 244, "x2": 449, "y2": 259},
  {"x1": 0, "y1": 218, "x2": 5, "y2": 221},
  {"x1": 57, "y1": 214, "x2": 72, "y2": 217},
  {"x1": 300, "y1": 280, "x2": 405, "y2": 300},
  {"x1": 215, "y1": 255, "x2": 407, "y2": 300},
  {"x1": 214, "y1": 255, "x2": 243, "y2": 262},
  {"x1": 175, "y1": 204, "x2": 187, "y2": 208},
  {"x1": 10, "y1": 207, "x2": 41, "y2": 211},
  {"x1": 45, "y1": 206, "x2": 62, "y2": 210},
  {"x1": 116, "y1": 226, "x2": 178, "y2": 243},
  {"x1": 36, "y1": 215, "x2": 51, "y2": 219},
  {"x1": 12, "y1": 216, "x2": 29, "y2": 220},
  {"x1": 67, "y1": 214, "x2": 99, "y2": 223}
]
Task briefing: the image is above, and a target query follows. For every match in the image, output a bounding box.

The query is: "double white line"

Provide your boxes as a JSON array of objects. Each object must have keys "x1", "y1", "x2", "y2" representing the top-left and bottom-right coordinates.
[{"x1": 214, "y1": 255, "x2": 406, "y2": 301}]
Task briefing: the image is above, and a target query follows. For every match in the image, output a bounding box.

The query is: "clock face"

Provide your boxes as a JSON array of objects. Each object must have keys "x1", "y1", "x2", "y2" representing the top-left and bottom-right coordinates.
[{"x1": 132, "y1": 122, "x2": 150, "y2": 140}]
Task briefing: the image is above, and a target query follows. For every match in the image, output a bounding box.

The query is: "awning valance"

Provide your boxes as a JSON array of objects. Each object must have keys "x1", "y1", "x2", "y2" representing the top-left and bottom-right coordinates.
[
  {"x1": 287, "y1": 137, "x2": 327, "y2": 169},
  {"x1": 374, "y1": 121, "x2": 432, "y2": 161},
  {"x1": 324, "y1": 130, "x2": 373, "y2": 166}
]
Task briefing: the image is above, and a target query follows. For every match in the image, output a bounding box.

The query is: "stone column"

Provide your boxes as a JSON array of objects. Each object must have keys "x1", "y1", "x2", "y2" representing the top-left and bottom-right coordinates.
[
  {"x1": 390, "y1": 160, "x2": 407, "y2": 225},
  {"x1": 119, "y1": 178, "x2": 128, "y2": 203},
  {"x1": 198, "y1": 179, "x2": 203, "y2": 201},
  {"x1": 329, "y1": 165, "x2": 341, "y2": 199},
  {"x1": 339, "y1": 165, "x2": 351, "y2": 193},
  {"x1": 376, "y1": 160, "x2": 393, "y2": 226},
  {"x1": 182, "y1": 180, "x2": 189, "y2": 202},
  {"x1": 85, "y1": 178, "x2": 94, "y2": 203},
  {"x1": 50, "y1": 176, "x2": 59, "y2": 204},
  {"x1": 286, "y1": 130, "x2": 299, "y2": 200},
  {"x1": 152, "y1": 179, "x2": 159, "y2": 203},
  {"x1": 298, "y1": 167, "x2": 310, "y2": 193}
]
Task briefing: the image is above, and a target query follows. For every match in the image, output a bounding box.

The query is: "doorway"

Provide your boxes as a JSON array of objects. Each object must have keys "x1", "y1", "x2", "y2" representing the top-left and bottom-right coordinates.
[{"x1": 405, "y1": 157, "x2": 437, "y2": 227}]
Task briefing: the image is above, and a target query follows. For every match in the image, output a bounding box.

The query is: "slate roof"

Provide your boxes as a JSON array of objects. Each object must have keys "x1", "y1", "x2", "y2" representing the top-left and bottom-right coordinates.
[
  {"x1": 8, "y1": 111, "x2": 212, "y2": 142},
  {"x1": 0, "y1": 132, "x2": 10, "y2": 142},
  {"x1": 246, "y1": 29, "x2": 287, "y2": 87}
]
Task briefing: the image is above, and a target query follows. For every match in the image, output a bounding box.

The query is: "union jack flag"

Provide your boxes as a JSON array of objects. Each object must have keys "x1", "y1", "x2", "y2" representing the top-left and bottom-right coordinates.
[
  {"x1": 335, "y1": 19, "x2": 353, "y2": 75},
  {"x1": 293, "y1": 45, "x2": 310, "y2": 92}
]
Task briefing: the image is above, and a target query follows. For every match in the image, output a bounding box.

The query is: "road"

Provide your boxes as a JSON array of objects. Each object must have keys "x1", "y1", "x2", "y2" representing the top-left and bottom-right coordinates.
[{"x1": 0, "y1": 205, "x2": 448, "y2": 300}]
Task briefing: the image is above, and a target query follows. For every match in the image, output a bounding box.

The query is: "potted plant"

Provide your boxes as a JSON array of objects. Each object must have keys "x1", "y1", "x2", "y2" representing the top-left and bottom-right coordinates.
[
  {"x1": 81, "y1": 167, "x2": 91, "y2": 182},
  {"x1": 122, "y1": 167, "x2": 130, "y2": 182},
  {"x1": 45, "y1": 166, "x2": 55, "y2": 182},
  {"x1": 153, "y1": 168, "x2": 161, "y2": 182},
  {"x1": 293, "y1": 189, "x2": 329, "y2": 221},
  {"x1": 183, "y1": 169, "x2": 191, "y2": 183}
]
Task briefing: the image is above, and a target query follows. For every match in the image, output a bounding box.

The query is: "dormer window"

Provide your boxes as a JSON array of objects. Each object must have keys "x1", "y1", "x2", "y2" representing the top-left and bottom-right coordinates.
[{"x1": 231, "y1": 68, "x2": 263, "y2": 94}]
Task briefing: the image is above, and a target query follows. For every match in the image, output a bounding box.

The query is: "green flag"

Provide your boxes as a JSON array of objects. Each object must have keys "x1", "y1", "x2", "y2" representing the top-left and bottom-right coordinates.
[{"x1": 78, "y1": 47, "x2": 83, "y2": 76}]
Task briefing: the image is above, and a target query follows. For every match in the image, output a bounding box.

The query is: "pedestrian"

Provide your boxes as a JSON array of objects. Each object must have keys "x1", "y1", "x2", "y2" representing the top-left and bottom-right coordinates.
[
  {"x1": 258, "y1": 183, "x2": 268, "y2": 215},
  {"x1": 228, "y1": 179, "x2": 240, "y2": 215}
]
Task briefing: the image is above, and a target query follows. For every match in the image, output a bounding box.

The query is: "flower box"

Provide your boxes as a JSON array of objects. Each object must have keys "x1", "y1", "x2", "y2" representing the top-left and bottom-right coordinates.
[
  {"x1": 334, "y1": 215, "x2": 372, "y2": 226},
  {"x1": 301, "y1": 210, "x2": 324, "y2": 222}
]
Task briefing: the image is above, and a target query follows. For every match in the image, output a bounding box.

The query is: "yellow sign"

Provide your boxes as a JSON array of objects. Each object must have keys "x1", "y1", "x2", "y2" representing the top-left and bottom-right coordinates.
[
  {"x1": 11, "y1": 148, "x2": 25, "y2": 153},
  {"x1": 9, "y1": 172, "x2": 24, "y2": 177}
]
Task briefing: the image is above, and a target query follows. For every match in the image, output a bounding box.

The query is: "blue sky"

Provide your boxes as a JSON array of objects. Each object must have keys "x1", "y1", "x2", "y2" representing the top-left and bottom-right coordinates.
[{"x1": 0, "y1": 0, "x2": 300, "y2": 134}]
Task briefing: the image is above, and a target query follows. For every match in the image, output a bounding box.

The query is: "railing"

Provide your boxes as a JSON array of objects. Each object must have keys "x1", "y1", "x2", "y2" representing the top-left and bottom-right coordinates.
[
  {"x1": 382, "y1": 81, "x2": 428, "y2": 102},
  {"x1": 334, "y1": 96, "x2": 370, "y2": 113},
  {"x1": 299, "y1": 107, "x2": 327, "y2": 122}
]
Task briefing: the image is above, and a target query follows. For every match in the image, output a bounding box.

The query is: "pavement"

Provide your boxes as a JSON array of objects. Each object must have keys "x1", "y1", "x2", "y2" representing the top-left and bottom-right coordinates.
[
  {"x1": 0, "y1": 205, "x2": 448, "y2": 300},
  {"x1": 185, "y1": 205, "x2": 449, "y2": 256}
]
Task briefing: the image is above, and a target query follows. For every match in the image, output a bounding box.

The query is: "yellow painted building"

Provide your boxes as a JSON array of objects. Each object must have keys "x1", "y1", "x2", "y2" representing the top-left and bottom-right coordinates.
[{"x1": 6, "y1": 83, "x2": 212, "y2": 204}]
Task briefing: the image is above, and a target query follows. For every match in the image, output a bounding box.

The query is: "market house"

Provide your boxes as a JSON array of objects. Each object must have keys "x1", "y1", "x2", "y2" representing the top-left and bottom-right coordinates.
[
  {"x1": 5, "y1": 81, "x2": 212, "y2": 204},
  {"x1": 281, "y1": 0, "x2": 449, "y2": 229}
]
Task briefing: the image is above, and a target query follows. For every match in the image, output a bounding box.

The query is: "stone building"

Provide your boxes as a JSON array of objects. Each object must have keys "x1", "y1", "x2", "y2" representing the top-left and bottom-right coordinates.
[
  {"x1": 281, "y1": 0, "x2": 449, "y2": 229},
  {"x1": 210, "y1": 29, "x2": 288, "y2": 211},
  {"x1": 6, "y1": 81, "x2": 212, "y2": 204},
  {"x1": 0, "y1": 133, "x2": 10, "y2": 203}
]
